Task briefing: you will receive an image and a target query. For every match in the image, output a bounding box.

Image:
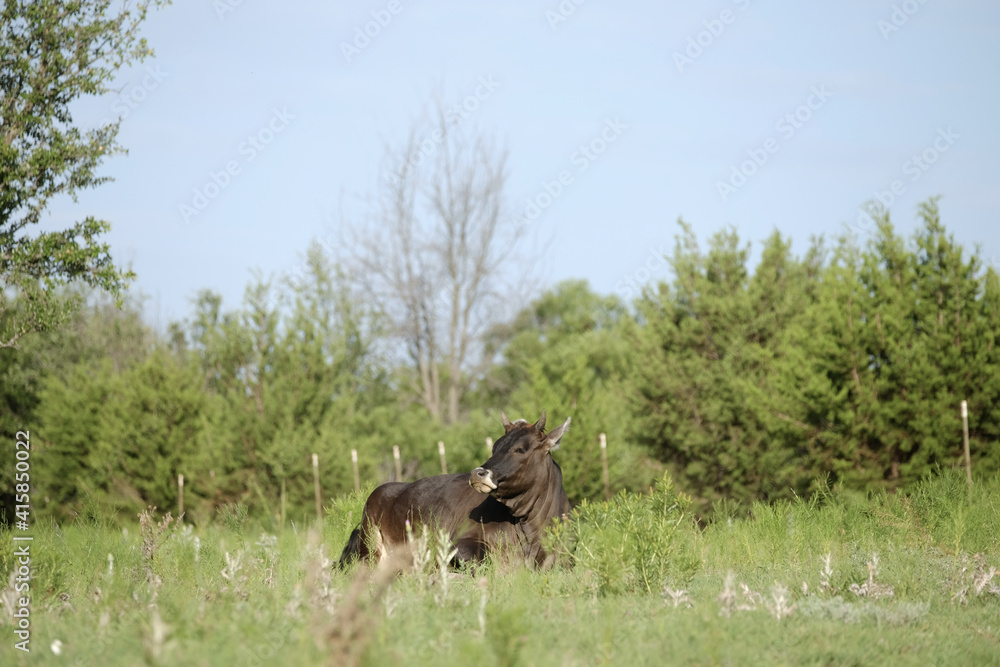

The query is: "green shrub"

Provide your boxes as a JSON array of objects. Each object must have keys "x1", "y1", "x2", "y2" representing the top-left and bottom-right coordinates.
[{"x1": 546, "y1": 471, "x2": 699, "y2": 594}]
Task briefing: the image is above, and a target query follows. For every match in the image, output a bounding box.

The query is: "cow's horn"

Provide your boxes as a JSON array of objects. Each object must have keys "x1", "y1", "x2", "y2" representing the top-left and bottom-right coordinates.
[
  {"x1": 534, "y1": 409, "x2": 546, "y2": 432},
  {"x1": 501, "y1": 410, "x2": 512, "y2": 431}
]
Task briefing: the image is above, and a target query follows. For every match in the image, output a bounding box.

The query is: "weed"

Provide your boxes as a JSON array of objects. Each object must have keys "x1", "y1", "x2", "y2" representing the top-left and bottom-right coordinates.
[
  {"x1": 819, "y1": 552, "x2": 836, "y2": 593},
  {"x1": 547, "y1": 471, "x2": 698, "y2": 594},
  {"x1": 137, "y1": 506, "x2": 176, "y2": 582},
  {"x1": 848, "y1": 552, "x2": 894, "y2": 599},
  {"x1": 217, "y1": 502, "x2": 249, "y2": 537},
  {"x1": 2, "y1": 471, "x2": 999, "y2": 665},
  {"x1": 319, "y1": 556, "x2": 401, "y2": 667},
  {"x1": 765, "y1": 582, "x2": 796, "y2": 621},
  {"x1": 717, "y1": 572, "x2": 762, "y2": 616},
  {"x1": 662, "y1": 585, "x2": 693, "y2": 608}
]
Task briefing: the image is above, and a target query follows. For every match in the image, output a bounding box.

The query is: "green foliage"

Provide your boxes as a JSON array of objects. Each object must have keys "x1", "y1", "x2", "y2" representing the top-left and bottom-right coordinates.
[
  {"x1": 0, "y1": 291, "x2": 150, "y2": 521},
  {"x1": 631, "y1": 222, "x2": 823, "y2": 508},
  {"x1": 0, "y1": 0, "x2": 169, "y2": 348},
  {"x1": 217, "y1": 502, "x2": 249, "y2": 536},
  {"x1": 1, "y1": 473, "x2": 999, "y2": 666},
  {"x1": 481, "y1": 280, "x2": 659, "y2": 502},
  {"x1": 35, "y1": 347, "x2": 207, "y2": 521},
  {"x1": 547, "y1": 471, "x2": 698, "y2": 594},
  {"x1": 15, "y1": 199, "x2": 1000, "y2": 524},
  {"x1": 632, "y1": 204, "x2": 1000, "y2": 512}
]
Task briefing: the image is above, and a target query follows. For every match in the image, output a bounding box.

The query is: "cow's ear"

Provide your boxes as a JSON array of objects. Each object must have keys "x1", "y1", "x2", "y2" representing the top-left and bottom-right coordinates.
[
  {"x1": 545, "y1": 417, "x2": 571, "y2": 452},
  {"x1": 534, "y1": 409, "x2": 546, "y2": 433}
]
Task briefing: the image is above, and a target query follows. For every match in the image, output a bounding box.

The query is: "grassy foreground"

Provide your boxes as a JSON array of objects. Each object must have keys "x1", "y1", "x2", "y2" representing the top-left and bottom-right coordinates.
[{"x1": 1, "y1": 471, "x2": 999, "y2": 666}]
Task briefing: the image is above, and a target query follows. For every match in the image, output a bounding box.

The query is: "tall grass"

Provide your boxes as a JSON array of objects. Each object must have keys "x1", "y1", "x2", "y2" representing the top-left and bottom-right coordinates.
[{"x1": 0, "y1": 470, "x2": 997, "y2": 665}]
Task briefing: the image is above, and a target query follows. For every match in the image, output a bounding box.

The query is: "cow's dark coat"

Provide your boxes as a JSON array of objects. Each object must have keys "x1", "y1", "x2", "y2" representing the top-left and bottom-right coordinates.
[{"x1": 338, "y1": 411, "x2": 570, "y2": 568}]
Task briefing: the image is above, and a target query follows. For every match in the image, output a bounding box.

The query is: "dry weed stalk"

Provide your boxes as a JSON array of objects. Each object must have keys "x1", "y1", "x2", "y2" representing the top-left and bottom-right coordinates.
[
  {"x1": 717, "y1": 572, "x2": 761, "y2": 616},
  {"x1": 257, "y1": 533, "x2": 279, "y2": 589},
  {"x1": 405, "y1": 519, "x2": 432, "y2": 576},
  {"x1": 433, "y1": 528, "x2": 459, "y2": 606},
  {"x1": 973, "y1": 566, "x2": 999, "y2": 596},
  {"x1": 138, "y1": 506, "x2": 176, "y2": 579},
  {"x1": 849, "y1": 552, "x2": 894, "y2": 599},
  {"x1": 662, "y1": 586, "x2": 693, "y2": 609},
  {"x1": 477, "y1": 577, "x2": 489, "y2": 636},
  {"x1": 303, "y1": 536, "x2": 336, "y2": 615},
  {"x1": 766, "y1": 583, "x2": 797, "y2": 621},
  {"x1": 950, "y1": 554, "x2": 1000, "y2": 605},
  {"x1": 319, "y1": 554, "x2": 405, "y2": 667},
  {"x1": 142, "y1": 606, "x2": 171, "y2": 663},
  {"x1": 220, "y1": 550, "x2": 249, "y2": 599},
  {"x1": 819, "y1": 553, "x2": 836, "y2": 593}
]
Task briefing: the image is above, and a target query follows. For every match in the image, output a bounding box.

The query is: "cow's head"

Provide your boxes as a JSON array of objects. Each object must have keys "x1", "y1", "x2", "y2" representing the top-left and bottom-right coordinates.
[{"x1": 470, "y1": 410, "x2": 570, "y2": 497}]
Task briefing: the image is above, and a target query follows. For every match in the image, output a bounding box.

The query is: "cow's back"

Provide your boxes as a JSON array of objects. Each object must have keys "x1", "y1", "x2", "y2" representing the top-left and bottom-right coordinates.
[{"x1": 359, "y1": 473, "x2": 518, "y2": 563}]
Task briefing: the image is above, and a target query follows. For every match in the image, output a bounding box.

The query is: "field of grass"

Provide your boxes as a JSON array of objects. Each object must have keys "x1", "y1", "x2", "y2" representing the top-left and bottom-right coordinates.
[{"x1": 2, "y1": 471, "x2": 999, "y2": 666}]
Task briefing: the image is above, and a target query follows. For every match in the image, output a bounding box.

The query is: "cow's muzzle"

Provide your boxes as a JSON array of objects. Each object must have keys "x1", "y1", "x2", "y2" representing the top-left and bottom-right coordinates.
[{"x1": 470, "y1": 467, "x2": 497, "y2": 494}]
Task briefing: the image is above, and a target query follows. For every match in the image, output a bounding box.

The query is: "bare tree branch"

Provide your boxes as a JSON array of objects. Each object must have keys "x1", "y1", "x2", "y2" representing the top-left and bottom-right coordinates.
[{"x1": 340, "y1": 98, "x2": 530, "y2": 422}]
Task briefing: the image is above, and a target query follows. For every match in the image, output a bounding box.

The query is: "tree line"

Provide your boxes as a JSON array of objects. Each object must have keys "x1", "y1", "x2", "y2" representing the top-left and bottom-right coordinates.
[{"x1": 2, "y1": 198, "x2": 997, "y2": 523}]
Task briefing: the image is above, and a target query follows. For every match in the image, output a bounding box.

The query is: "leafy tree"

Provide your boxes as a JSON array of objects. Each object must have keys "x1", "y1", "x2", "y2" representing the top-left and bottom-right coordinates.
[
  {"x1": 631, "y1": 222, "x2": 823, "y2": 509},
  {"x1": 758, "y1": 234, "x2": 869, "y2": 489},
  {"x1": 481, "y1": 280, "x2": 657, "y2": 502},
  {"x1": 855, "y1": 201, "x2": 998, "y2": 483},
  {"x1": 759, "y1": 201, "x2": 1000, "y2": 492},
  {"x1": 167, "y1": 244, "x2": 398, "y2": 517},
  {"x1": 36, "y1": 346, "x2": 203, "y2": 521},
  {"x1": 1, "y1": 290, "x2": 149, "y2": 523},
  {"x1": 0, "y1": 0, "x2": 166, "y2": 348}
]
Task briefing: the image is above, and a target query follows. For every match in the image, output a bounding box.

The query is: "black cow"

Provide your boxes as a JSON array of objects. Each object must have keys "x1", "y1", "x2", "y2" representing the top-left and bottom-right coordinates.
[{"x1": 338, "y1": 410, "x2": 570, "y2": 569}]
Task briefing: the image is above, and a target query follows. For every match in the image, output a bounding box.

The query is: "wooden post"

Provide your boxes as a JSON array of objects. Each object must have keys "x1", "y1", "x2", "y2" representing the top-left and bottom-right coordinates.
[
  {"x1": 599, "y1": 433, "x2": 610, "y2": 499},
  {"x1": 351, "y1": 449, "x2": 360, "y2": 493},
  {"x1": 177, "y1": 474, "x2": 184, "y2": 520},
  {"x1": 280, "y1": 478, "x2": 286, "y2": 526},
  {"x1": 439, "y1": 440, "x2": 448, "y2": 475},
  {"x1": 312, "y1": 453, "x2": 322, "y2": 523},
  {"x1": 393, "y1": 445, "x2": 402, "y2": 481},
  {"x1": 961, "y1": 400, "x2": 972, "y2": 489},
  {"x1": 486, "y1": 436, "x2": 493, "y2": 454}
]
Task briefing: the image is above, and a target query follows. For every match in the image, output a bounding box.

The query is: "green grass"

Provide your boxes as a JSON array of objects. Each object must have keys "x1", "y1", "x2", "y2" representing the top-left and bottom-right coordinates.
[{"x1": 1, "y1": 472, "x2": 999, "y2": 666}]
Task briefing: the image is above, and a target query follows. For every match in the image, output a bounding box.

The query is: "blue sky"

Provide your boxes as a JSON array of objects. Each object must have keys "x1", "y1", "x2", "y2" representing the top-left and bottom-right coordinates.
[{"x1": 46, "y1": 0, "x2": 1000, "y2": 326}]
